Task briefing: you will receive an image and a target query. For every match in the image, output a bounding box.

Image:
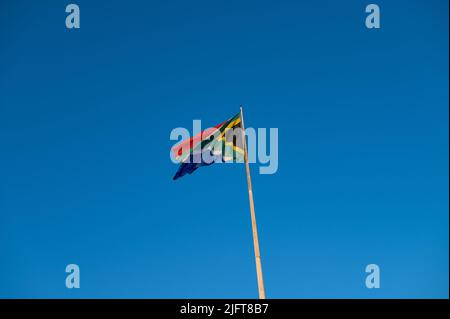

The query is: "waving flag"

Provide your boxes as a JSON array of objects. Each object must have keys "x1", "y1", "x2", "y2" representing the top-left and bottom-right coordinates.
[
  {"x1": 172, "y1": 112, "x2": 244, "y2": 180},
  {"x1": 171, "y1": 107, "x2": 266, "y2": 299}
]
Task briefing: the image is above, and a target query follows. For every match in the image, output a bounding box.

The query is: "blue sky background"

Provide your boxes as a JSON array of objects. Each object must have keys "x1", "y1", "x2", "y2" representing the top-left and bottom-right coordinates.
[{"x1": 0, "y1": 0, "x2": 448, "y2": 298}]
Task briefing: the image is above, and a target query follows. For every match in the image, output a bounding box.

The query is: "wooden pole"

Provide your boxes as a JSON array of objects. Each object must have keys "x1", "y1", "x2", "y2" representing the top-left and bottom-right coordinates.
[{"x1": 239, "y1": 106, "x2": 266, "y2": 299}]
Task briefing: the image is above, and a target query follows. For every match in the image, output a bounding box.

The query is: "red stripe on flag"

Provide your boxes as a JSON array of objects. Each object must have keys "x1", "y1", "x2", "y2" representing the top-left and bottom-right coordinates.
[{"x1": 171, "y1": 121, "x2": 225, "y2": 159}]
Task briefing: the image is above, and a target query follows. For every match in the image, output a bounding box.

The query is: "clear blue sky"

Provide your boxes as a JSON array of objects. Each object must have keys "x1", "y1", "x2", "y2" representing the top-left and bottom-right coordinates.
[{"x1": 0, "y1": 0, "x2": 448, "y2": 298}]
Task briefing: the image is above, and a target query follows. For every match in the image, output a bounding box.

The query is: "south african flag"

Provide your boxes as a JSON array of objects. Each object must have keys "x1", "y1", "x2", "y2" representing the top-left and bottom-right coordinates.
[{"x1": 171, "y1": 112, "x2": 245, "y2": 180}]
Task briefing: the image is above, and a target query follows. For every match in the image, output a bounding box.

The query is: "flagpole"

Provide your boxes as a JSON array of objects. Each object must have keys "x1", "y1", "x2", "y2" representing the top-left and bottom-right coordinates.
[{"x1": 239, "y1": 106, "x2": 266, "y2": 299}]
